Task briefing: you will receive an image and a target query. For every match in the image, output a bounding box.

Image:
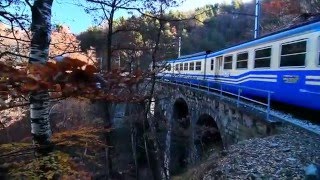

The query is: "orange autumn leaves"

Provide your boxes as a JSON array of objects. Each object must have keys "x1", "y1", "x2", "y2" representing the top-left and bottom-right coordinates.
[
  {"x1": 263, "y1": 0, "x2": 301, "y2": 16},
  {"x1": 26, "y1": 57, "x2": 98, "y2": 92},
  {"x1": 0, "y1": 57, "x2": 97, "y2": 95},
  {"x1": 0, "y1": 57, "x2": 145, "y2": 104}
]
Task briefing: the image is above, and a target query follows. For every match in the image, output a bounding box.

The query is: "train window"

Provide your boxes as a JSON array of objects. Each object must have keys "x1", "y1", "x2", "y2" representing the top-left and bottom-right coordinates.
[
  {"x1": 196, "y1": 61, "x2": 202, "y2": 70},
  {"x1": 179, "y1": 63, "x2": 183, "y2": 71},
  {"x1": 236, "y1": 52, "x2": 248, "y2": 69},
  {"x1": 210, "y1": 59, "x2": 214, "y2": 70},
  {"x1": 175, "y1": 64, "x2": 179, "y2": 71},
  {"x1": 184, "y1": 63, "x2": 188, "y2": 70},
  {"x1": 254, "y1": 47, "x2": 271, "y2": 68},
  {"x1": 280, "y1": 40, "x2": 306, "y2": 67},
  {"x1": 190, "y1": 62, "x2": 195, "y2": 70},
  {"x1": 224, "y1": 55, "x2": 233, "y2": 69}
]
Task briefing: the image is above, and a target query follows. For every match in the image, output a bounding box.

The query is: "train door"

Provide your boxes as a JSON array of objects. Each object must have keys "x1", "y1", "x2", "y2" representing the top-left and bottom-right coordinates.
[{"x1": 215, "y1": 56, "x2": 223, "y2": 75}]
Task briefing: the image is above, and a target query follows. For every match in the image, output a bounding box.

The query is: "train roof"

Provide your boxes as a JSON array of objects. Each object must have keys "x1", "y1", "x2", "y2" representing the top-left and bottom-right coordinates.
[
  {"x1": 167, "y1": 20, "x2": 320, "y2": 63},
  {"x1": 177, "y1": 51, "x2": 212, "y2": 60}
]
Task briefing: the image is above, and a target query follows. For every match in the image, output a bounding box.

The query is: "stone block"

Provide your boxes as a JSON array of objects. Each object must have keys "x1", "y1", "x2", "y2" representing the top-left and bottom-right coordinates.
[
  {"x1": 255, "y1": 122, "x2": 267, "y2": 135},
  {"x1": 243, "y1": 116, "x2": 253, "y2": 127}
]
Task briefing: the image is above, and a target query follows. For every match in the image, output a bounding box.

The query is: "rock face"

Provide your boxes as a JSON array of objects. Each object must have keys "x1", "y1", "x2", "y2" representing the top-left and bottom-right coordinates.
[{"x1": 200, "y1": 125, "x2": 320, "y2": 180}]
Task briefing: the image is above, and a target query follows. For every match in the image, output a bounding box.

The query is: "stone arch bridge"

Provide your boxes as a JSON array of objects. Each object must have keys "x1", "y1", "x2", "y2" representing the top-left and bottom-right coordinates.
[{"x1": 153, "y1": 81, "x2": 280, "y2": 174}]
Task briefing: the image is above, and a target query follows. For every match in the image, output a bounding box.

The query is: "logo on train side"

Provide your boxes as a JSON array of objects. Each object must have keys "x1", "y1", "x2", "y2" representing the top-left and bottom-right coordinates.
[
  {"x1": 283, "y1": 75, "x2": 300, "y2": 84},
  {"x1": 222, "y1": 72, "x2": 231, "y2": 77}
]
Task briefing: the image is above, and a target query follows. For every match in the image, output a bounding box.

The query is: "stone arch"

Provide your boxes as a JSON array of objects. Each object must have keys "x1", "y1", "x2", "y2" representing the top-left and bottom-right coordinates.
[
  {"x1": 173, "y1": 98, "x2": 190, "y2": 128},
  {"x1": 195, "y1": 114, "x2": 223, "y2": 159},
  {"x1": 170, "y1": 98, "x2": 191, "y2": 174}
]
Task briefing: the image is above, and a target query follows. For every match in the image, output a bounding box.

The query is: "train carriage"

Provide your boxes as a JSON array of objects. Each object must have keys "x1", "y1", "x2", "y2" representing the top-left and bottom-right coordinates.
[{"x1": 160, "y1": 20, "x2": 320, "y2": 110}]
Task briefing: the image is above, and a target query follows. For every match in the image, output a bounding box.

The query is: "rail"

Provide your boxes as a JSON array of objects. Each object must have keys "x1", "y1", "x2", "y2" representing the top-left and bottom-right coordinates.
[{"x1": 157, "y1": 74, "x2": 273, "y2": 121}]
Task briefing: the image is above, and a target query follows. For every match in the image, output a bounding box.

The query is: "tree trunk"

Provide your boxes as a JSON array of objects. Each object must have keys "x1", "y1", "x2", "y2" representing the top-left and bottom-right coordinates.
[
  {"x1": 29, "y1": 0, "x2": 54, "y2": 146},
  {"x1": 144, "y1": 11, "x2": 168, "y2": 180},
  {"x1": 105, "y1": 0, "x2": 116, "y2": 71},
  {"x1": 30, "y1": 91, "x2": 51, "y2": 145},
  {"x1": 131, "y1": 125, "x2": 139, "y2": 179},
  {"x1": 107, "y1": 13, "x2": 114, "y2": 71}
]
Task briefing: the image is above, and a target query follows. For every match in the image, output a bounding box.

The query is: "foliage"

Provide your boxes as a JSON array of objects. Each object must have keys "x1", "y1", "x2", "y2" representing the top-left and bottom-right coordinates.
[
  {"x1": 9, "y1": 151, "x2": 86, "y2": 179},
  {"x1": 77, "y1": 27, "x2": 105, "y2": 53},
  {"x1": 0, "y1": 126, "x2": 110, "y2": 179},
  {"x1": 261, "y1": 0, "x2": 320, "y2": 33},
  {"x1": 52, "y1": 126, "x2": 110, "y2": 148},
  {"x1": 76, "y1": 0, "x2": 319, "y2": 67},
  {"x1": 0, "y1": 57, "x2": 146, "y2": 111},
  {"x1": 0, "y1": 142, "x2": 31, "y2": 154}
]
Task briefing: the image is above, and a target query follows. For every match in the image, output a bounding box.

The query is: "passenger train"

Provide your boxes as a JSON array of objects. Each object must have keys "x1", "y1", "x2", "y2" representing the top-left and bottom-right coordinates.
[{"x1": 159, "y1": 20, "x2": 320, "y2": 110}]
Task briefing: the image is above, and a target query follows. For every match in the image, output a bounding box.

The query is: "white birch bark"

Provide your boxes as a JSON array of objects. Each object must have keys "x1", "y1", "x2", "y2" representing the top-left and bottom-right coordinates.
[{"x1": 29, "y1": 0, "x2": 54, "y2": 145}]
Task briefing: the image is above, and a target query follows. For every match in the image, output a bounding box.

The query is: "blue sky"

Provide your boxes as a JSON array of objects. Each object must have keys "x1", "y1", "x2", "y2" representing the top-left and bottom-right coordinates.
[{"x1": 52, "y1": 0, "x2": 252, "y2": 34}]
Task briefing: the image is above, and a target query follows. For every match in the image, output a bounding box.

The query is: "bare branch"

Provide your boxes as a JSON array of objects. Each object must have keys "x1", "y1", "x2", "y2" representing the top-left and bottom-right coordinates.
[
  {"x1": 0, "y1": 35, "x2": 31, "y2": 43},
  {"x1": 24, "y1": 0, "x2": 33, "y2": 9},
  {"x1": 0, "y1": 51, "x2": 29, "y2": 59}
]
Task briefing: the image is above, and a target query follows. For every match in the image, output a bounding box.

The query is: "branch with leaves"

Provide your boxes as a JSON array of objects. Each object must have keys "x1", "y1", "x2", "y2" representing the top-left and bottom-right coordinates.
[{"x1": 0, "y1": 57, "x2": 149, "y2": 111}]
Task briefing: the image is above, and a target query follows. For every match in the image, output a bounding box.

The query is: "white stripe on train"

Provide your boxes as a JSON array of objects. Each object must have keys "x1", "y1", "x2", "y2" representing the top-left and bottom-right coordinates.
[
  {"x1": 306, "y1": 76, "x2": 320, "y2": 80},
  {"x1": 213, "y1": 78, "x2": 277, "y2": 84},
  {"x1": 306, "y1": 81, "x2": 320, "y2": 86}
]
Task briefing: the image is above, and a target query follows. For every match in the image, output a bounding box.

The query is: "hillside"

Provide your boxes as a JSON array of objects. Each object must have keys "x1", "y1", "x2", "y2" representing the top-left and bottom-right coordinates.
[{"x1": 0, "y1": 23, "x2": 95, "y2": 65}]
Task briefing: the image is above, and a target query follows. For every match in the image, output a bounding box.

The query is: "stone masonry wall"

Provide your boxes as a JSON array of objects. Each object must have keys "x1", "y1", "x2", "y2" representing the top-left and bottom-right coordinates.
[{"x1": 155, "y1": 82, "x2": 277, "y2": 148}]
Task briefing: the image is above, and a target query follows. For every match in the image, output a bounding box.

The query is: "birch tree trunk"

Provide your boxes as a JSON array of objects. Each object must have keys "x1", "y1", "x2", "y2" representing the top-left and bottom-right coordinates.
[{"x1": 29, "y1": 0, "x2": 54, "y2": 146}]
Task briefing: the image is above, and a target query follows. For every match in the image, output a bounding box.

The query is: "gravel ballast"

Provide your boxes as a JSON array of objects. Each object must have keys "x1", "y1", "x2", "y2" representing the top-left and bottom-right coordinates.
[{"x1": 202, "y1": 125, "x2": 320, "y2": 179}]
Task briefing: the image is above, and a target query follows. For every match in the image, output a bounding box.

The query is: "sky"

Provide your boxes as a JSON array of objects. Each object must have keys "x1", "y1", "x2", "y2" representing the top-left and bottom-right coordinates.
[{"x1": 52, "y1": 0, "x2": 253, "y2": 34}]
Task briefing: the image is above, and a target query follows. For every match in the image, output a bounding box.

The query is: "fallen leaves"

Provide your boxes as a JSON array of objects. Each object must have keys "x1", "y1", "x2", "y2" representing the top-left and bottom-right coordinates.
[
  {"x1": 52, "y1": 126, "x2": 111, "y2": 148},
  {"x1": 0, "y1": 126, "x2": 111, "y2": 179}
]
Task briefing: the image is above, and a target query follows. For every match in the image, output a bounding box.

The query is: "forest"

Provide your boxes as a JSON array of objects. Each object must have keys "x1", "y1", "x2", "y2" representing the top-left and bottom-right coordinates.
[
  {"x1": 0, "y1": 0, "x2": 319, "y2": 179},
  {"x1": 77, "y1": 0, "x2": 320, "y2": 70}
]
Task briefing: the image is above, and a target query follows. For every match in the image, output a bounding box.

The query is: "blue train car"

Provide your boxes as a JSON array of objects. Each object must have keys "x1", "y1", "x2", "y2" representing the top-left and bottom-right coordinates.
[{"x1": 160, "y1": 20, "x2": 320, "y2": 110}]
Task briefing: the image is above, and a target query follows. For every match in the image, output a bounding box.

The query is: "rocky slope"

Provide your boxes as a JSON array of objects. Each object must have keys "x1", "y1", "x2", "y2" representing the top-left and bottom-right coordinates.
[{"x1": 177, "y1": 124, "x2": 320, "y2": 180}]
